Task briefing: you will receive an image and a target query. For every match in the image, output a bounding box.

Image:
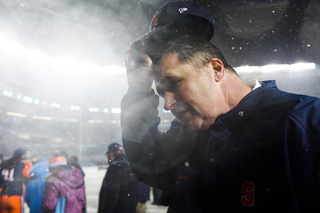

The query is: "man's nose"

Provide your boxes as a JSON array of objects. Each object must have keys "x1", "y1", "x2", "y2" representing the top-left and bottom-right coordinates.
[{"x1": 164, "y1": 92, "x2": 176, "y2": 111}]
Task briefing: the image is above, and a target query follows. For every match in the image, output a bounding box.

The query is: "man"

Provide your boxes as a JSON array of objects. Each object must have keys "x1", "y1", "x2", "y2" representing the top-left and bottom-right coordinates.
[
  {"x1": 122, "y1": 2, "x2": 320, "y2": 212},
  {"x1": 98, "y1": 143, "x2": 138, "y2": 213},
  {"x1": 122, "y1": 1, "x2": 217, "y2": 212},
  {"x1": 122, "y1": 35, "x2": 320, "y2": 212}
]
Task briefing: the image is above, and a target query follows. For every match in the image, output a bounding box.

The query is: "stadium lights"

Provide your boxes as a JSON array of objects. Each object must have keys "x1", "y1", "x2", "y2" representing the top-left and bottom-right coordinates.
[
  {"x1": 18, "y1": 133, "x2": 30, "y2": 140},
  {"x1": 64, "y1": 118, "x2": 78, "y2": 122},
  {"x1": 0, "y1": 34, "x2": 126, "y2": 75},
  {"x1": 290, "y1": 62, "x2": 316, "y2": 71},
  {"x1": 88, "y1": 120, "x2": 104, "y2": 123},
  {"x1": 51, "y1": 103, "x2": 61, "y2": 108},
  {"x1": 7, "y1": 112, "x2": 27, "y2": 118},
  {"x1": 111, "y1": 108, "x2": 121, "y2": 113},
  {"x1": 3, "y1": 90, "x2": 13, "y2": 97},
  {"x1": 32, "y1": 115, "x2": 52, "y2": 121},
  {"x1": 0, "y1": 35, "x2": 316, "y2": 114},
  {"x1": 236, "y1": 62, "x2": 316, "y2": 73},
  {"x1": 260, "y1": 64, "x2": 290, "y2": 72},
  {"x1": 70, "y1": 105, "x2": 80, "y2": 111},
  {"x1": 89, "y1": 107, "x2": 99, "y2": 112},
  {"x1": 22, "y1": 96, "x2": 33, "y2": 103}
]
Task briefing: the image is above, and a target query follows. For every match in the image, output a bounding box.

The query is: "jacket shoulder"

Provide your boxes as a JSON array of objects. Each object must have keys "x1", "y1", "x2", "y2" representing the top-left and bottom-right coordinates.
[{"x1": 254, "y1": 88, "x2": 310, "y2": 118}]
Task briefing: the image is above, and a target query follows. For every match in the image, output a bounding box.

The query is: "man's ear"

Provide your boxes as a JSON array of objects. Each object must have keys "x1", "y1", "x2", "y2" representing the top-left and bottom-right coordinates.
[{"x1": 209, "y1": 58, "x2": 225, "y2": 82}]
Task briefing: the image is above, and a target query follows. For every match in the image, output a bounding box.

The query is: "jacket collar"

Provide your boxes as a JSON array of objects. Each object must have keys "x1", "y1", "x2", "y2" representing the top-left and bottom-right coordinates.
[{"x1": 209, "y1": 80, "x2": 277, "y2": 142}]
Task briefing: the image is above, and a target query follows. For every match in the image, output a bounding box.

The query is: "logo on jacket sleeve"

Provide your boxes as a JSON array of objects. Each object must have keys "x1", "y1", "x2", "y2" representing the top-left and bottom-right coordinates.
[{"x1": 179, "y1": 175, "x2": 191, "y2": 180}]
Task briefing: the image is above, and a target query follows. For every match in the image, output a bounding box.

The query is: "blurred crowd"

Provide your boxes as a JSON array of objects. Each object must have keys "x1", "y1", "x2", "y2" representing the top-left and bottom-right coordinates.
[{"x1": 0, "y1": 146, "x2": 163, "y2": 213}]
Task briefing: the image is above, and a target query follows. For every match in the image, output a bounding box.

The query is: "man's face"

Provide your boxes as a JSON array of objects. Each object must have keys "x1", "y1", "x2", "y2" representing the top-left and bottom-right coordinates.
[
  {"x1": 107, "y1": 152, "x2": 114, "y2": 164},
  {"x1": 155, "y1": 53, "x2": 224, "y2": 131}
]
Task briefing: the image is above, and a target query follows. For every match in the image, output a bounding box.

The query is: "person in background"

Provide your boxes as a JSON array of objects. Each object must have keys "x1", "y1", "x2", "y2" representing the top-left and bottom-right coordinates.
[
  {"x1": 22, "y1": 150, "x2": 32, "y2": 196},
  {"x1": 56, "y1": 150, "x2": 85, "y2": 177},
  {"x1": 41, "y1": 155, "x2": 86, "y2": 213},
  {"x1": 0, "y1": 154, "x2": 3, "y2": 195},
  {"x1": 98, "y1": 143, "x2": 138, "y2": 213},
  {"x1": 0, "y1": 154, "x2": 4, "y2": 165},
  {"x1": 0, "y1": 148, "x2": 30, "y2": 213},
  {"x1": 25, "y1": 158, "x2": 50, "y2": 213},
  {"x1": 67, "y1": 155, "x2": 85, "y2": 177},
  {"x1": 30, "y1": 156, "x2": 39, "y2": 166},
  {"x1": 136, "y1": 182, "x2": 150, "y2": 213}
]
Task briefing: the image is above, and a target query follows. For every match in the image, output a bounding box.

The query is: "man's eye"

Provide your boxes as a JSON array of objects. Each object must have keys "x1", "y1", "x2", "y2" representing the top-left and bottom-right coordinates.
[
  {"x1": 170, "y1": 80, "x2": 180, "y2": 89},
  {"x1": 156, "y1": 80, "x2": 181, "y2": 97}
]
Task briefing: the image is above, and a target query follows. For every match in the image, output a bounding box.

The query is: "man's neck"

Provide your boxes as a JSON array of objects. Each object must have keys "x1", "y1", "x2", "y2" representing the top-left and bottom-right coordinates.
[{"x1": 224, "y1": 74, "x2": 252, "y2": 110}]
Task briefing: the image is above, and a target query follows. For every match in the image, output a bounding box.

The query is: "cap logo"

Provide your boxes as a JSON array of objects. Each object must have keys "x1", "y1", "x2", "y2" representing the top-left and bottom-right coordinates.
[
  {"x1": 178, "y1": 8, "x2": 188, "y2": 13},
  {"x1": 151, "y1": 12, "x2": 160, "y2": 29}
]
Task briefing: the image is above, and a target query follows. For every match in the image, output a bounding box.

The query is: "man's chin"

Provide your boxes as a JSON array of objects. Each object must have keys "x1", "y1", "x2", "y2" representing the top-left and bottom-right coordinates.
[
  {"x1": 185, "y1": 121, "x2": 202, "y2": 132},
  {"x1": 185, "y1": 120, "x2": 210, "y2": 132}
]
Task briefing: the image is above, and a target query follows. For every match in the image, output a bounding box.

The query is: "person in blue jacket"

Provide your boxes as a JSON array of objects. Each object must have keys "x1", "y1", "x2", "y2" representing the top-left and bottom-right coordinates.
[
  {"x1": 25, "y1": 159, "x2": 50, "y2": 213},
  {"x1": 121, "y1": 34, "x2": 320, "y2": 213}
]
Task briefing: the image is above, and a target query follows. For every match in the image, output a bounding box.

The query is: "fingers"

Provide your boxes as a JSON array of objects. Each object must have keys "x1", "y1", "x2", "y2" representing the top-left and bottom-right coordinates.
[
  {"x1": 126, "y1": 47, "x2": 152, "y2": 68},
  {"x1": 141, "y1": 53, "x2": 153, "y2": 68},
  {"x1": 125, "y1": 46, "x2": 154, "y2": 93},
  {"x1": 125, "y1": 57, "x2": 135, "y2": 71},
  {"x1": 126, "y1": 66, "x2": 153, "y2": 93}
]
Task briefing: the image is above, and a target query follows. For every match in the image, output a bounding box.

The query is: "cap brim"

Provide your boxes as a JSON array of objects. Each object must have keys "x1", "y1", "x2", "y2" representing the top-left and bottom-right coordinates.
[{"x1": 131, "y1": 21, "x2": 174, "y2": 50}]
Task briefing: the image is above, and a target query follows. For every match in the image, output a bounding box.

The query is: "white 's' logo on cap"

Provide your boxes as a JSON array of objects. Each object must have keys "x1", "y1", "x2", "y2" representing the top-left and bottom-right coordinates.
[{"x1": 178, "y1": 8, "x2": 188, "y2": 13}]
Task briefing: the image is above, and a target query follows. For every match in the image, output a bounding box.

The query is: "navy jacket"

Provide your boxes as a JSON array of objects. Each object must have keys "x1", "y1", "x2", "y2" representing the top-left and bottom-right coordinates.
[
  {"x1": 121, "y1": 80, "x2": 320, "y2": 213},
  {"x1": 98, "y1": 154, "x2": 139, "y2": 213},
  {"x1": 0, "y1": 161, "x2": 27, "y2": 196}
]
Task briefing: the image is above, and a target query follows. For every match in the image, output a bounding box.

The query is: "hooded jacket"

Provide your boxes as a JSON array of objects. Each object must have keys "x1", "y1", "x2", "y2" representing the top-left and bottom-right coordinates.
[
  {"x1": 42, "y1": 166, "x2": 86, "y2": 213},
  {"x1": 25, "y1": 160, "x2": 50, "y2": 213}
]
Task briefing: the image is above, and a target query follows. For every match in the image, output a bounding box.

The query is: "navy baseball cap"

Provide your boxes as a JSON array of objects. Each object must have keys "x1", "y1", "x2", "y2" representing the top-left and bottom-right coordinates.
[
  {"x1": 131, "y1": 0, "x2": 215, "y2": 57},
  {"x1": 106, "y1": 143, "x2": 124, "y2": 154}
]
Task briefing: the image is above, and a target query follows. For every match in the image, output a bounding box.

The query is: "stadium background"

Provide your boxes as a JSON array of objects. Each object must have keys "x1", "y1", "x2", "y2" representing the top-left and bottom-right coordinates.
[{"x1": 0, "y1": 0, "x2": 319, "y2": 165}]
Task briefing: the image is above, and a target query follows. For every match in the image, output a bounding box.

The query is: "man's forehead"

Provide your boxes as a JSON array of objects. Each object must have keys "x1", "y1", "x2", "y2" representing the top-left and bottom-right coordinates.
[
  {"x1": 154, "y1": 53, "x2": 184, "y2": 79},
  {"x1": 154, "y1": 63, "x2": 184, "y2": 84}
]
